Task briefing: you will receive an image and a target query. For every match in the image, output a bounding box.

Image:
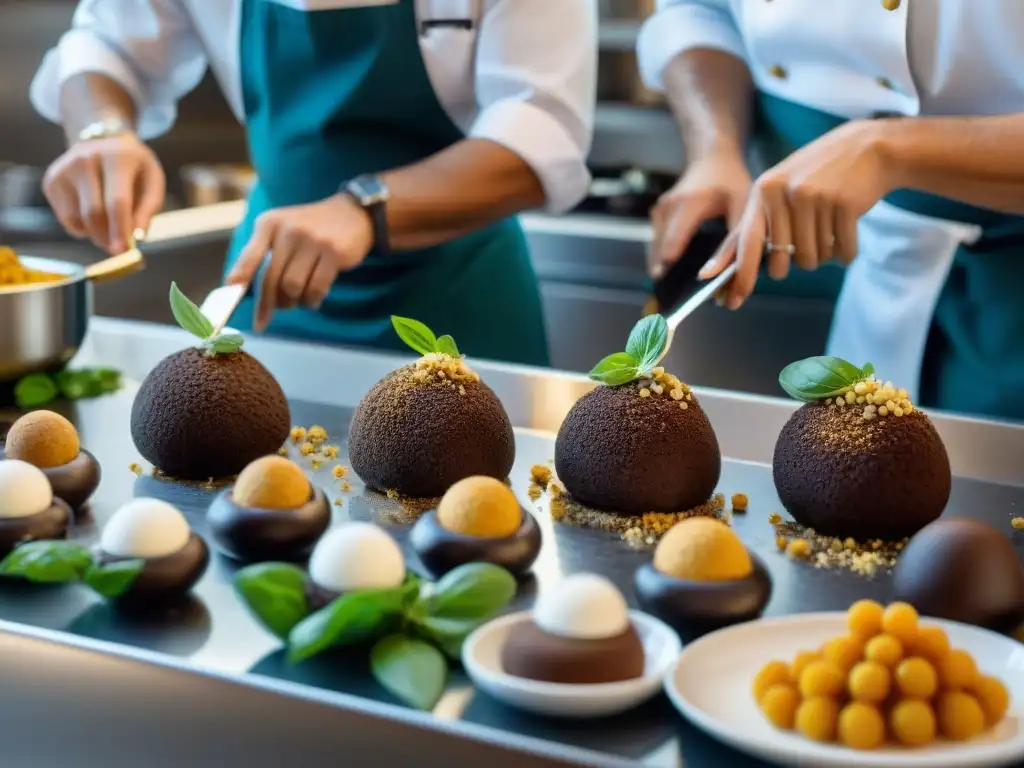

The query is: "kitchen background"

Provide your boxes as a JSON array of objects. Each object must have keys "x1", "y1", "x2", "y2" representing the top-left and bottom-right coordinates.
[{"x1": 0, "y1": 0, "x2": 841, "y2": 396}]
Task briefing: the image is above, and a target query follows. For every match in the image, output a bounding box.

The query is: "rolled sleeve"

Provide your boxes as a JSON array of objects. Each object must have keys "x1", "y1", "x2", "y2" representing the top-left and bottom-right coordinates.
[
  {"x1": 29, "y1": 0, "x2": 208, "y2": 140},
  {"x1": 637, "y1": 0, "x2": 747, "y2": 92},
  {"x1": 471, "y1": 0, "x2": 597, "y2": 213}
]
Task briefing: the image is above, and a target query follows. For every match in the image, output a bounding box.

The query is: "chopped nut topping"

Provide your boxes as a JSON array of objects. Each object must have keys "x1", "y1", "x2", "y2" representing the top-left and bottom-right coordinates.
[
  {"x1": 299, "y1": 441, "x2": 315, "y2": 456},
  {"x1": 129, "y1": 462, "x2": 143, "y2": 476},
  {"x1": 530, "y1": 464, "x2": 552, "y2": 486},
  {"x1": 768, "y1": 512, "x2": 782, "y2": 525},
  {"x1": 731, "y1": 493, "x2": 749, "y2": 513},
  {"x1": 772, "y1": 519, "x2": 907, "y2": 577},
  {"x1": 332, "y1": 465, "x2": 347, "y2": 479},
  {"x1": 1012, "y1": 517, "x2": 1024, "y2": 530}
]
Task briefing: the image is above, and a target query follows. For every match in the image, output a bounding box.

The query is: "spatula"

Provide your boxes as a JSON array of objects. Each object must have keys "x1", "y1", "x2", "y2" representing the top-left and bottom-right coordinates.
[{"x1": 199, "y1": 283, "x2": 247, "y2": 338}]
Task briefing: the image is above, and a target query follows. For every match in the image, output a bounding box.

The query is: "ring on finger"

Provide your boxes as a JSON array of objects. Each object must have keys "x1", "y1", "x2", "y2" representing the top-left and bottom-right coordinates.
[{"x1": 763, "y1": 238, "x2": 796, "y2": 255}]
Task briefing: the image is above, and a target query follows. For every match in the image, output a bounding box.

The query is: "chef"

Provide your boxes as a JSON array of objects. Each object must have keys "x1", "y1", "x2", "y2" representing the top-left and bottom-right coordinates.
[
  {"x1": 639, "y1": 0, "x2": 1024, "y2": 422},
  {"x1": 31, "y1": 0, "x2": 597, "y2": 367}
]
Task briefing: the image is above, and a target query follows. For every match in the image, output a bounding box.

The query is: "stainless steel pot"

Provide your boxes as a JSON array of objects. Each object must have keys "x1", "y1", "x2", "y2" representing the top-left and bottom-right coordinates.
[{"x1": 0, "y1": 248, "x2": 143, "y2": 381}]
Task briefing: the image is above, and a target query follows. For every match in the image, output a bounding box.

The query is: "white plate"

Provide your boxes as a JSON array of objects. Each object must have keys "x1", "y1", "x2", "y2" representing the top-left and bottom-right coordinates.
[
  {"x1": 463, "y1": 610, "x2": 681, "y2": 718},
  {"x1": 664, "y1": 612, "x2": 1024, "y2": 767}
]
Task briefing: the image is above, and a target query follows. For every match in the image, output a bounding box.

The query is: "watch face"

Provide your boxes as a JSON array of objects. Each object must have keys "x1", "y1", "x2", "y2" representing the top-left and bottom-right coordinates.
[{"x1": 350, "y1": 175, "x2": 389, "y2": 205}]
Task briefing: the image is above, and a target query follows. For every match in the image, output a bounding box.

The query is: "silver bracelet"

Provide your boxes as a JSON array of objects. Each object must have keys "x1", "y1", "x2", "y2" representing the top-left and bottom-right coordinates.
[{"x1": 75, "y1": 116, "x2": 134, "y2": 144}]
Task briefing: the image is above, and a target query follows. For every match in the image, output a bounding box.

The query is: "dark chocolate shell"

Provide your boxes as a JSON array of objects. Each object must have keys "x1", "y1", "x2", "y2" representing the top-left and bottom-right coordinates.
[
  {"x1": 410, "y1": 509, "x2": 541, "y2": 578},
  {"x1": 207, "y1": 485, "x2": 331, "y2": 562}
]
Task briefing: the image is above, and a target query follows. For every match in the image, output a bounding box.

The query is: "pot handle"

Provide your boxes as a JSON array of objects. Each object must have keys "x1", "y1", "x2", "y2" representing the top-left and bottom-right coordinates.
[{"x1": 84, "y1": 242, "x2": 145, "y2": 284}]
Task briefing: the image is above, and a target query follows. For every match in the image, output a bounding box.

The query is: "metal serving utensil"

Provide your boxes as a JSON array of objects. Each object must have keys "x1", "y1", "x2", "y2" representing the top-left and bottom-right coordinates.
[
  {"x1": 655, "y1": 261, "x2": 737, "y2": 365},
  {"x1": 199, "y1": 284, "x2": 247, "y2": 338}
]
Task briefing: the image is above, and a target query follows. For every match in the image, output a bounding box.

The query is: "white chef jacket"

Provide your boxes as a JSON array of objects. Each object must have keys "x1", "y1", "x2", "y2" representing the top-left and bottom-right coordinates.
[
  {"x1": 637, "y1": 0, "x2": 1024, "y2": 402},
  {"x1": 30, "y1": 0, "x2": 597, "y2": 214}
]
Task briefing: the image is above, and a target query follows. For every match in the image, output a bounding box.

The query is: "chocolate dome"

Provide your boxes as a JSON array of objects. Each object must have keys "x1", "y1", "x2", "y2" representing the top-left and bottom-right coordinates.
[{"x1": 772, "y1": 402, "x2": 951, "y2": 539}]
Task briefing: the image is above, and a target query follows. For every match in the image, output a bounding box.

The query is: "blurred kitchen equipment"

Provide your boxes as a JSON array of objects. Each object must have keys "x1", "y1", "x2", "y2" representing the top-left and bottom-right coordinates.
[
  {"x1": 598, "y1": 0, "x2": 654, "y2": 17},
  {"x1": 599, "y1": 49, "x2": 664, "y2": 106},
  {"x1": 181, "y1": 164, "x2": 255, "y2": 207},
  {"x1": 575, "y1": 168, "x2": 674, "y2": 218}
]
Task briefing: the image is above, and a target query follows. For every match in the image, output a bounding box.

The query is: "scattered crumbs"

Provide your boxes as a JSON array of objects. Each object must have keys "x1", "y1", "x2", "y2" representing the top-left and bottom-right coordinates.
[
  {"x1": 772, "y1": 520, "x2": 907, "y2": 578},
  {"x1": 1012, "y1": 517, "x2": 1024, "y2": 530},
  {"x1": 386, "y1": 489, "x2": 400, "y2": 500},
  {"x1": 289, "y1": 426, "x2": 307, "y2": 443},
  {"x1": 332, "y1": 465, "x2": 348, "y2": 479},
  {"x1": 277, "y1": 446, "x2": 289, "y2": 456},
  {"x1": 786, "y1": 538, "x2": 810, "y2": 559},
  {"x1": 129, "y1": 462, "x2": 143, "y2": 476},
  {"x1": 341, "y1": 480, "x2": 352, "y2": 492},
  {"x1": 530, "y1": 464, "x2": 552, "y2": 487},
  {"x1": 310, "y1": 458, "x2": 323, "y2": 471},
  {"x1": 333, "y1": 497, "x2": 343, "y2": 506},
  {"x1": 323, "y1": 445, "x2": 340, "y2": 459},
  {"x1": 768, "y1": 512, "x2": 782, "y2": 525},
  {"x1": 367, "y1": 488, "x2": 439, "y2": 524},
  {"x1": 527, "y1": 485, "x2": 543, "y2": 501},
  {"x1": 307, "y1": 425, "x2": 328, "y2": 445},
  {"x1": 299, "y1": 441, "x2": 315, "y2": 456},
  {"x1": 731, "y1": 493, "x2": 749, "y2": 513}
]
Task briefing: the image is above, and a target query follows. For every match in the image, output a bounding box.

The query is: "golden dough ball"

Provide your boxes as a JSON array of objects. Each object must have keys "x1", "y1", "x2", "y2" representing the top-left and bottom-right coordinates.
[
  {"x1": 437, "y1": 476, "x2": 522, "y2": 538},
  {"x1": 895, "y1": 657, "x2": 939, "y2": 699},
  {"x1": 799, "y1": 660, "x2": 845, "y2": 698},
  {"x1": 653, "y1": 517, "x2": 752, "y2": 580},
  {"x1": 791, "y1": 651, "x2": 820, "y2": 681},
  {"x1": 890, "y1": 699, "x2": 937, "y2": 747},
  {"x1": 937, "y1": 649, "x2": 979, "y2": 691},
  {"x1": 753, "y1": 660, "x2": 791, "y2": 702},
  {"x1": 837, "y1": 702, "x2": 886, "y2": 750},
  {"x1": 973, "y1": 675, "x2": 1010, "y2": 726},
  {"x1": 848, "y1": 661, "x2": 891, "y2": 704},
  {"x1": 937, "y1": 691, "x2": 986, "y2": 741},
  {"x1": 881, "y1": 602, "x2": 919, "y2": 646},
  {"x1": 4, "y1": 410, "x2": 80, "y2": 468},
  {"x1": 911, "y1": 625, "x2": 950, "y2": 663},
  {"x1": 233, "y1": 455, "x2": 310, "y2": 509},
  {"x1": 864, "y1": 634, "x2": 904, "y2": 668},
  {"x1": 847, "y1": 599, "x2": 885, "y2": 640},
  {"x1": 760, "y1": 684, "x2": 800, "y2": 729},
  {"x1": 820, "y1": 635, "x2": 863, "y2": 673},
  {"x1": 795, "y1": 697, "x2": 839, "y2": 742}
]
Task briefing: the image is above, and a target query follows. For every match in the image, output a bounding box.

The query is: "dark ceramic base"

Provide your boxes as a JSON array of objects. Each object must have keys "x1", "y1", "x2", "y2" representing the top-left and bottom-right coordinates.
[
  {"x1": 0, "y1": 446, "x2": 101, "y2": 519},
  {"x1": 634, "y1": 553, "x2": 773, "y2": 640},
  {"x1": 97, "y1": 532, "x2": 210, "y2": 610},
  {"x1": 207, "y1": 486, "x2": 331, "y2": 563},
  {"x1": 0, "y1": 498, "x2": 73, "y2": 556},
  {"x1": 409, "y1": 509, "x2": 542, "y2": 578}
]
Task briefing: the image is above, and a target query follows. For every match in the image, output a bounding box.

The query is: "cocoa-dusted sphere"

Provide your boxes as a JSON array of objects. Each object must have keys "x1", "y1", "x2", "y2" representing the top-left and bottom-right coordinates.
[
  {"x1": 772, "y1": 402, "x2": 951, "y2": 539},
  {"x1": 554, "y1": 382, "x2": 720, "y2": 515}
]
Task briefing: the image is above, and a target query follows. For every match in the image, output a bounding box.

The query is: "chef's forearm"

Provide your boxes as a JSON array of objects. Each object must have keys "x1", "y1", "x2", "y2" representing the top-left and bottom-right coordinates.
[
  {"x1": 59, "y1": 73, "x2": 138, "y2": 146},
  {"x1": 379, "y1": 139, "x2": 545, "y2": 251},
  {"x1": 881, "y1": 114, "x2": 1024, "y2": 215},
  {"x1": 662, "y1": 49, "x2": 753, "y2": 164}
]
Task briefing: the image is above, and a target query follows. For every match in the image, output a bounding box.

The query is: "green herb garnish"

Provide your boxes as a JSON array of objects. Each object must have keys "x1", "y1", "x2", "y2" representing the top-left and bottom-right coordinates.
[
  {"x1": 83, "y1": 559, "x2": 144, "y2": 598},
  {"x1": 588, "y1": 314, "x2": 669, "y2": 386},
  {"x1": 169, "y1": 282, "x2": 244, "y2": 355},
  {"x1": 391, "y1": 316, "x2": 460, "y2": 358},
  {"x1": 0, "y1": 541, "x2": 141, "y2": 599},
  {"x1": 778, "y1": 356, "x2": 876, "y2": 402},
  {"x1": 13, "y1": 367, "x2": 122, "y2": 410},
  {"x1": 233, "y1": 561, "x2": 516, "y2": 710}
]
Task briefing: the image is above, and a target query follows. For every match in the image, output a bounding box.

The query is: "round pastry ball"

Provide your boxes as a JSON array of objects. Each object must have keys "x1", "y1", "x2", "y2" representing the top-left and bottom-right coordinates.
[
  {"x1": 772, "y1": 402, "x2": 950, "y2": 538},
  {"x1": 0, "y1": 460, "x2": 54, "y2": 518},
  {"x1": 554, "y1": 383, "x2": 720, "y2": 514},
  {"x1": 437, "y1": 476, "x2": 522, "y2": 538},
  {"x1": 4, "y1": 410, "x2": 80, "y2": 468},
  {"x1": 130, "y1": 348, "x2": 291, "y2": 480},
  {"x1": 654, "y1": 517, "x2": 752, "y2": 581},
  {"x1": 348, "y1": 363, "x2": 514, "y2": 498},
  {"x1": 234, "y1": 455, "x2": 310, "y2": 509}
]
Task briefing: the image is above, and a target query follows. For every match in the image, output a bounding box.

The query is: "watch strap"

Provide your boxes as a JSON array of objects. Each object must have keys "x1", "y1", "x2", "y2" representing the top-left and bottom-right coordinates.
[{"x1": 342, "y1": 175, "x2": 390, "y2": 255}]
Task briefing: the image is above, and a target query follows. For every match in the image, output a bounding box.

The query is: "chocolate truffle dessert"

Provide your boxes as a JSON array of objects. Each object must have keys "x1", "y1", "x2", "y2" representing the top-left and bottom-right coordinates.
[
  {"x1": 772, "y1": 356, "x2": 951, "y2": 539},
  {"x1": 554, "y1": 315, "x2": 720, "y2": 515},
  {"x1": 893, "y1": 518, "x2": 1024, "y2": 632},
  {"x1": 130, "y1": 283, "x2": 291, "y2": 480},
  {"x1": 501, "y1": 573, "x2": 644, "y2": 685},
  {"x1": 348, "y1": 317, "x2": 514, "y2": 499}
]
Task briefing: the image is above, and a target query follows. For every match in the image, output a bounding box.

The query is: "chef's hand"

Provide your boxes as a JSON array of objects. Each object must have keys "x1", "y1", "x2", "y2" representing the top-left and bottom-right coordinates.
[
  {"x1": 699, "y1": 120, "x2": 895, "y2": 310},
  {"x1": 649, "y1": 147, "x2": 752, "y2": 279},
  {"x1": 226, "y1": 194, "x2": 374, "y2": 332},
  {"x1": 42, "y1": 133, "x2": 165, "y2": 254}
]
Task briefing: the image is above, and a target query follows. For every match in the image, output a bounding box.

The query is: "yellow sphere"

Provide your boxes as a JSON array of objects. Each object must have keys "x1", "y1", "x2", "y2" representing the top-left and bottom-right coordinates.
[
  {"x1": 653, "y1": 517, "x2": 752, "y2": 581},
  {"x1": 4, "y1": 410, "x2": 80, "y2": 468},
  {"x1": 437, "y1": 475, "x2": 522, "y2": 538},
  {"x1": 234, "y1": 455, "x2": 310, "y2": 509}
]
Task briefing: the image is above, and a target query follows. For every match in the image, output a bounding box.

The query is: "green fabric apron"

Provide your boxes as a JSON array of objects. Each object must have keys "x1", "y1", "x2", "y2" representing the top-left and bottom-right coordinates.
[
  {"x1": 224, "y1": 0, "x2": 550, "y2": 366},
  {"x1": 757, "y1": 92, "x2": 1024, "y2": 422}
]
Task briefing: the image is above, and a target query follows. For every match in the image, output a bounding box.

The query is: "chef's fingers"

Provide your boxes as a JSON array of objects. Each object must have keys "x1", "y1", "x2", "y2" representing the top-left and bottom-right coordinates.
[
  {"x1": 834, "y1": 207, "x2": 859, "y2": 264},
  {"x1": 302, "y1": 254, "x2": 337, "y2": 309},
  {"x1": 133, "y1": 159, "x2": 166, "y2": 237},
  {"x1": 699, "y1": 226, "x2": 739, "y2": 280},
  {"x1": 653, "y1": 195, "x2": 716, "y2": 279},
  {"x1": 101, "y1": 155, "x2": 136, "y2": 254},
  {"x1": 43, "y1": 176, "x2": 87, "y2": 238},
  {"x1": 761, "y1": 185, "x2": 793, "y2": 281},
  {"x1": 228, "y1": 219, "x2": 274, "y2": 288},
  {"x1": 254, "y1": 224, "x2": 299, "y2": 331},
  {"x1": 279, "y1": 242, "x2": 319, "y2": 309},
  {"x1": 729, "y1": 201, "x2": 769, "y2": 309},
  {"x1": 816, "y1": 200, "x2": 836, "y2": 268},
  {"x1": 788, "y1": 188, "x2": 819, "y2": 270},
  {"x1": 76, "y1": 156, "x2": 109, "y2": 251}
]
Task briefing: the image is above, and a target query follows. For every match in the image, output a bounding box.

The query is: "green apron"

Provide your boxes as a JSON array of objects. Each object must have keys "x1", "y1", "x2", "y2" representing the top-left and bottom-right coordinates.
[
  {"x1": 224, "y1": 0, "x2": 550, "y2": 367},
  {"x1": 757, "y1": 92, "x2": 1024, "y2": 422}
]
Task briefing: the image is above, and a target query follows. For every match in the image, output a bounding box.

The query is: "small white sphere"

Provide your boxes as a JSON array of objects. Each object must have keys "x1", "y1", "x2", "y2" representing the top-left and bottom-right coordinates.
[
  {"x1": 533, "y1": 573, "x2": 630, "y2": 640},
  {"x1": 308, "y1": 522, "x2": 405, "y2": 592},
  {"x1": 0, "y1": 460, "x2": 53, "y2": 519},
  {"x1": 100, "y1": 498, "x2": 191, "y2": 559}
]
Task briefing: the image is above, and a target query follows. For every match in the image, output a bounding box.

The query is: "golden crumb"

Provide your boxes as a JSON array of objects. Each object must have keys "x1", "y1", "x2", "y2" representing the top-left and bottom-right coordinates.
[
  {"x1": 332, "y1": 465, "x2": 347, "y2": 479},
  {"x1": 129, "y1": 462, "x2": 143, "y2": 476},
  {"x1": 527, "y1": 484, "x2": 543, "y2": 501},
  {"x1": 307, "y1": 425, "x2": 327, "y2": 444},
  {"x1": 549, "y1": 482, "x2": 564, "y2": 500},
  {"x1": 776, "y1": 536, "x2": 788, "y2": 551},
  {"x1": 530, "y1": 464, "x2": 552, "y2": 486},
  {"x1": 311, "y1": 458, "x2": 323, "y2": 470},
  {"x1": 277, "y1": 446, "x2": 289, "y2": 456},
  {"x1": 768, "y1": 512, "x2": 783, "y2": 525},
  {"x1": 289, "y1": 426, "x2": 306, "y2": 443},
  {"x1": 786, "y1": 538, "x2": 811, "y2": 559},
  {"x1": 333, "y1": 497, "x2": 343, "y2": 506},
  {"x1": 731, "y1": 493, "x2": 749, "y2": 513},
  {"x1": 341, "y1": 480, "x2": 352, "y2": 492},
  {"x1": 323, "y1": 445, "x2": 340, "y2": 459},
  {"x1": 771, "y1": 519, "x2": 907, "y2": 578},
  {"x1": 1012, "y1": 517, "x2": 1024, "y2": 530},
  {"x1": 299, "y1": 441, "x2": 315, "y2": 456},
  {"x1": 386, "y1": 489, "x2": 400, "y2": 500}
]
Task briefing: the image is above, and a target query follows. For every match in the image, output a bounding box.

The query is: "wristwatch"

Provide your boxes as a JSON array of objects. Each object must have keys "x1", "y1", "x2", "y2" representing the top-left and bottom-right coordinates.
[
  {"x1": 75, "y1": 115, "x2": 134, "y2": 144},
  {"x1": 341, "y1": 174, "x2": 390, "y2": 255}
]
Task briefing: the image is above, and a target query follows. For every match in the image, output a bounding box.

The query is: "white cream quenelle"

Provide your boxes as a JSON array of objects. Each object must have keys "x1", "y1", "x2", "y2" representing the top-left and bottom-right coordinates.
[
  {"x1": 100, "y1": 498, "x2": 192, "y2": 559},
  {"x1": 307, "y1": 522, "x2": 406, "y2": 593},
  {"x1": 0, "y1": 460, "x2": 54, "y2": 519},
  {"x1": 533, "y1": 573, "x2": 631, "y2": 641}
]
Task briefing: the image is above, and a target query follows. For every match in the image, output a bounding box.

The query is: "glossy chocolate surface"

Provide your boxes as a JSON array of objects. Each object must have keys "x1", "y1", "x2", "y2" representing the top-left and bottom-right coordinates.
[
  {"x1": 634, "y1": 554, "x2": 773, "y2": 638},
  {"x1": 97, "y1": 532, "x2": 209, "y2": 609},
  {"x1": 0, "y1": 498, "x2": 72, "y2": 555},
  {"x1": 409, "y1": 509, "x2": 541, "y2": 578},
  {"x1": 500, "y1": 619, "x2": 645, "y2": 685},
  {"x1": 207, "y1": 485, "x2": 331, "y2": 562}
]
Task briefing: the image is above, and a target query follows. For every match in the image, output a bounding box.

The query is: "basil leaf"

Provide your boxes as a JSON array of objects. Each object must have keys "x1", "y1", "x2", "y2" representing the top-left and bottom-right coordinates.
[
  {"x1": 234, "y1": 563, "x2": 310, "y2": 640},
  {"x1": 203, "y1": 332, "x2": 246, "y2": 355},
  {"x1": 391, "y1": 316, "x2": 438, "y2": 357},
  {"x1": 625, "y1": 314, "x2": 669, "y2": 371},
  {"x1": 53, "y1": 368, "x2": 123, "y2": 401},
  {"x1": 0, "y1": 541, "x2": 93, "y2": 583},
  {"x1": 169, "y1": 281, "x2": 214, "y2": 340},
  {"x1": 287, "y1": 587, "x2": 405, "y2": 664},
  {"x1": 435, "y1": 334, "x2": 459, "y2": 358},
  {"x1": 427, "y1": 563, "x2": 517, "y2": 621},
  {"x1": 370, "y1": 634, "x2": 448, "y2": 711},
  {"x1": 412, "y1": 615, "x2": 481, "y2": 660},
  {"x1": 84, "y1": 559, "x2": 143, "y2": 598},
  {"x1": 778, "y1": 356, "x2": 868, "y2": 402},
  {"x1": 861, "y1": 362, "x2": 875, "y2": 378},
  {"x1": 588, "y1": 352, "x2": 640, "y2": 386},
  {"x1": 13, "y1": 373, "x2": 59, "y2": 409}
]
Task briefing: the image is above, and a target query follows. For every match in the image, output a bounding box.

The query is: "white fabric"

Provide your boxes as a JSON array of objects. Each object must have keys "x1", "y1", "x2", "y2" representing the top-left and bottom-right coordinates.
[
  {"x1": 30, "y1": 0, "x2": 597, "y2": 213},
  {"x1": 637, "y1": 0, "x2": 1024, "y2": 397}
]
